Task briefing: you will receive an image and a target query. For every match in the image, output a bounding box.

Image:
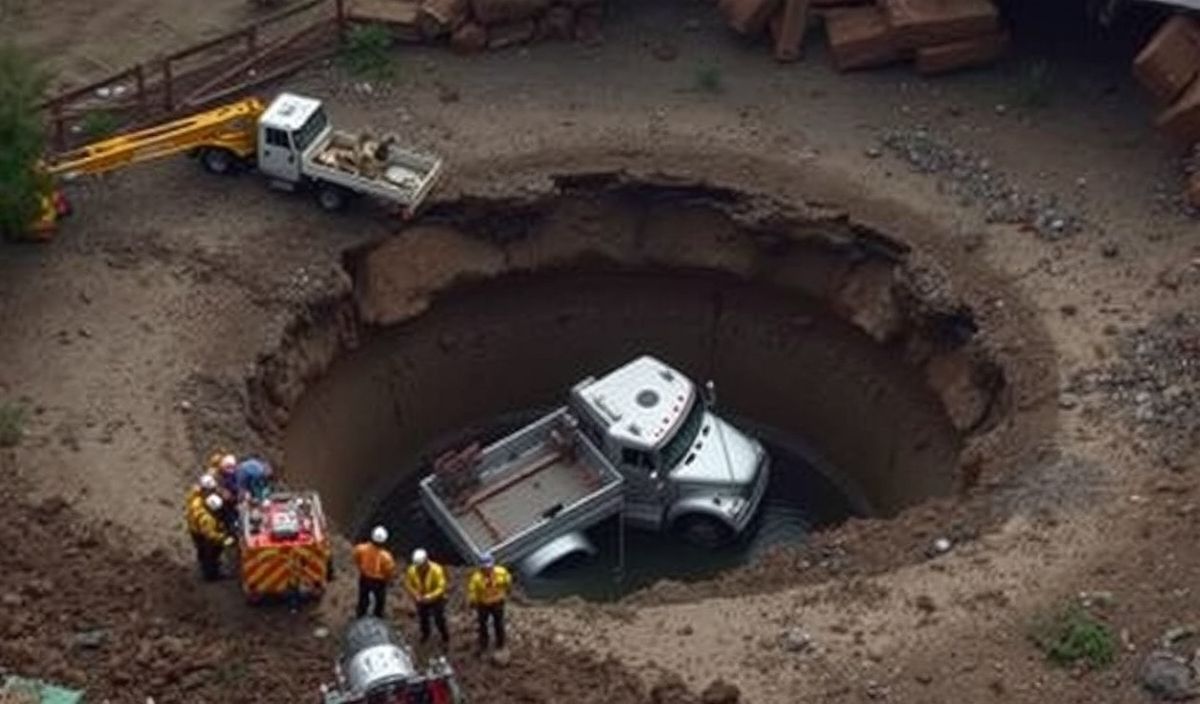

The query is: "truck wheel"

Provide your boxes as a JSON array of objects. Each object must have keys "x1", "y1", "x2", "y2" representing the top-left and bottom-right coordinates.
[
  {"x1": 200, "y1": 147, "x2": 237, "y2": 175},
  {"x1": 315, "y1": 183, "x2": 350, "y2": 212},
  {"x1": 673, "y1": 514, "x2": 734, "y2": 549}
]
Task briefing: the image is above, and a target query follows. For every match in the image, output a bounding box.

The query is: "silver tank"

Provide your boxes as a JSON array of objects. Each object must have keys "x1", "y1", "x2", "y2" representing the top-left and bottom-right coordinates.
[{"x1": 341, "y1": 618, "x2": 416, "y2": 693}]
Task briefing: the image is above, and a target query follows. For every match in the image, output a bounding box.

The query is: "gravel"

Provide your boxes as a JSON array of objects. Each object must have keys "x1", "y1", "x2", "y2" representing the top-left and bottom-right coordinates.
[
  {"x1": 1069, "y1": 312, "x2": 1200, "y2": 469},
  {"x1": 879, "y1": 128, "x2": 1083, "y2": 240}
]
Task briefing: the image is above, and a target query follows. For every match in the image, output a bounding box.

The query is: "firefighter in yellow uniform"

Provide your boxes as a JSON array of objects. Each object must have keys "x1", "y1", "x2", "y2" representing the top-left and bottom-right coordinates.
[
  {"x1": 186, "y1": 492, "x2": 235, "y2": 581},
  {"x1": 405, "y1": 548, "x2": 449, "y2": 646},
  {"x1": 467, "y1": 552, "x2": 512, "y2": 653}
]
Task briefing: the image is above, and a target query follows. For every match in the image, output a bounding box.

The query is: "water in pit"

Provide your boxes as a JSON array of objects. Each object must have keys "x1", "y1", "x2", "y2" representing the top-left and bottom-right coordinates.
[{"x1": 364, "y1": 413, "x2": 857, "y2": 601}]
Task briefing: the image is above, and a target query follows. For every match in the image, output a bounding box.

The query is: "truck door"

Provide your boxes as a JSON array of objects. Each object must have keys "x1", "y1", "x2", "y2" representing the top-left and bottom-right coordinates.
[
  {"x1": 258, "y1": 126, "x2": 301, "y2": 183},
  {"x1": 617, "y1": 447, "x2": 667, "y2": 530}
]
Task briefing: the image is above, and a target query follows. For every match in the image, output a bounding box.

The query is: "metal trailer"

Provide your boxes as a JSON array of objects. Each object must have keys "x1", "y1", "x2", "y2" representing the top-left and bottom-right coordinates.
[{"x1": 419, "y1": 407, "x2": 626, "y2": 575}]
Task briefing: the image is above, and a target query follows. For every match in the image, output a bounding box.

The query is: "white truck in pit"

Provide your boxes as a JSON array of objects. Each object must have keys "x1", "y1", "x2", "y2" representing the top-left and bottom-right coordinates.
[{"x1": 419, "y1": 356, "x2": 770, "y2": 575}]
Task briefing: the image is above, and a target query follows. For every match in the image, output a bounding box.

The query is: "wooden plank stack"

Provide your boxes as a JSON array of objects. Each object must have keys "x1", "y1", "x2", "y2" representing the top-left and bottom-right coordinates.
[
  {"x1": 349, "y1": 0, "x2": 606, "y2": 52},
  {"x1": 1132, "y1": 14, "x2": 1200, "y2": 208},
  {"x1": 718, "y1": 0, "x2": 1008, "y2": 75}
]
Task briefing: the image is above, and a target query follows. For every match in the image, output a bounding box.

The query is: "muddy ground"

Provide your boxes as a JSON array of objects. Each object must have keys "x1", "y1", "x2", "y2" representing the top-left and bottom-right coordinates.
[{"x1": 3, "y1": 1, "x2": 1200, "y2": 703}]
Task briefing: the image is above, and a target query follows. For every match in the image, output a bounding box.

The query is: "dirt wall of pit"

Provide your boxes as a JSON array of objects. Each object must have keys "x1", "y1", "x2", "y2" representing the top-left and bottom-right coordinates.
[{"x1": 245, "y1": 175, "x2": 1040, "y2": 536}]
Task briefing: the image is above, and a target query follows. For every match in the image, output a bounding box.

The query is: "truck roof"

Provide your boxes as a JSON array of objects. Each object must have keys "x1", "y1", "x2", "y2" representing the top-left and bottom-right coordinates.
[
  {"x1": 261, "y1": 93, "x2": 322, "y2": 132},
  {"x1": 576, "y1": 355, "x2": 695, "y2": 451}
]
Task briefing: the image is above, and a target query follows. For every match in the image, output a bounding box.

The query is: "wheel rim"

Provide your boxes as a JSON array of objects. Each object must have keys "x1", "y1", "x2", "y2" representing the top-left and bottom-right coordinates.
[
  {"x1": 680, "y1": 516, "x2": 729, "y2": 547},
  {"x1": 319, "y1": 189, "x2": 341, "y2": 210},
  {"x1": 205, "y1": 150, "x2": 230, "y2": 173}
]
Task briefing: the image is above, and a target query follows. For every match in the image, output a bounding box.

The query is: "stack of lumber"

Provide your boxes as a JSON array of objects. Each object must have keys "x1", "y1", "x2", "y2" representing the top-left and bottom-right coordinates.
[
  {"x1": 349, "y1": 0, "x2": 605, "y2": 52},
  {"x1": 718, "y1": 0, "x2": 1008, "y2": 75},
  {"x1": 1132, "y1": 14, "x2": 1200, "y2": 207}
]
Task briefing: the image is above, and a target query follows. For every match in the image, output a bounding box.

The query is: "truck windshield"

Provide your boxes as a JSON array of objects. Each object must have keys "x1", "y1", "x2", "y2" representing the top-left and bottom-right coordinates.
[
  {"x1": 292, "y1": 107, "x2": 328, "y2": 152},
  {"x1": 657, "y1": 396, "x2": 704, "y2": 470}
]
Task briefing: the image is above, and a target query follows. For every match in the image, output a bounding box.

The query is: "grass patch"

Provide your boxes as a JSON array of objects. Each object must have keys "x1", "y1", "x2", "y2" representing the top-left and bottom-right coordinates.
[
  {"x1": 79, "y1": 110, "x2": 122, "y2": 141},
  {"x1": 340, "y1": 23, "x2": 396, "y2": 82},
  {"x1": 0, "y1": 402, "x2": 26, "y2": 447},
  {"x1": 1014, "y1": 59, "x2": 1053, "y2": 109},
  {"x1": 1030, "y1": 601, "x2": 1116, "y2": 669},
  {"x1": 693, "y1": 63, "x2": 722, "y2": 93}
]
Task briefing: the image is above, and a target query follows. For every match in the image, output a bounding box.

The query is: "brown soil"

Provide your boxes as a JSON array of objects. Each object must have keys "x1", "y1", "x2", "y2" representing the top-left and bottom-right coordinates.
[{"x1": 0, "y1": 462, "x2": 700, "y2": 704}]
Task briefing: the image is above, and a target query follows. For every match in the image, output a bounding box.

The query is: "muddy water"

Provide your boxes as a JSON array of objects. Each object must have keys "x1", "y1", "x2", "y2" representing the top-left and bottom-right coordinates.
[
  {"x1": 362, "y1": 413, "x2": 854, "y2": 600},
  {"x1": 284, "y1": 268, "x2": 960, "y2": 556}
]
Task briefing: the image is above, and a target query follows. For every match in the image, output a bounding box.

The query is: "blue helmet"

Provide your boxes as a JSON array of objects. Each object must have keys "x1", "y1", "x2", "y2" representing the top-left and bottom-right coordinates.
[{"x1": 480, "y1": 552, "x2": 495, "y2": 568}]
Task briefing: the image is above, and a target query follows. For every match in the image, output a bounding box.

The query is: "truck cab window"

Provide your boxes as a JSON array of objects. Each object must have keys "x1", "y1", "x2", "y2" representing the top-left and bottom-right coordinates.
[{"x1": 265, "y1": 128, "x2": 290, "y2": 148}]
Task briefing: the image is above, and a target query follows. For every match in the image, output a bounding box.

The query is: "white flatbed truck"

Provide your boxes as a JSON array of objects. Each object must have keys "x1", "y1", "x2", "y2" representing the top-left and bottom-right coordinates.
[{"x1": 419, "y1": 356, "x2": 771, "y2": 575}]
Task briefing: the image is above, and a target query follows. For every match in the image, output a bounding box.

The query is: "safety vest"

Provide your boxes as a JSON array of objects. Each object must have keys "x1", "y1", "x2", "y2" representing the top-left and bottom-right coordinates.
[
  {"x1": 186, "y1": 495, "x2": 229, "y2": 544},
  {"x1": 467, "y1": 566, "x2": 512, "y2": 606},
  {"x1": 405, "y1": 562, "x2": 447, "y2": 602},
  {"x1": 353, "y1": 543, "x2": 397, "y2": 581}
]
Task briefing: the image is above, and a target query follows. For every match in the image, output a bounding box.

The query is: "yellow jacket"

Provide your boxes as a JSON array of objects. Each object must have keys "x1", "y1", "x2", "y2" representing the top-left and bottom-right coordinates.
[
  {"x1": 405, "y1": 562, "x2": 447, "y2": 602},
  {"x1": 353, "y1": 543, "x2": 397, "y2": 581},
  {"x1": 186, "y1": 495, "x2": 230, "y2": 545},
  {"x1": 467, "y1": 566, "x2": 512, "y2": 606}
]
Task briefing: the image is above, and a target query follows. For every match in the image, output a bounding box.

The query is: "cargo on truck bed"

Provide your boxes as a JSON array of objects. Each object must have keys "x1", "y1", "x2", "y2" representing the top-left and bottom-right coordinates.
[{"x1": 306, "y1": 129, "x2": 442, "y2": 212}]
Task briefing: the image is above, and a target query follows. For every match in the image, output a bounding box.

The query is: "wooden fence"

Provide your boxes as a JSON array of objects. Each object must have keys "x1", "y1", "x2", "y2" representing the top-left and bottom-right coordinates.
[{"x1": 40, "y1": 0, "x2": 357, "y2": 152}]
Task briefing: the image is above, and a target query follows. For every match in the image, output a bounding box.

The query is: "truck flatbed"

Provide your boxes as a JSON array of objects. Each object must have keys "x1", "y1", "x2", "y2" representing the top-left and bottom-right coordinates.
[
  {"x1": 454, "y1": 447, "x2": 603, "y2": 549},
  {"x1": 305, "y1": 130, "x2": 442, "y2": 215},
  {"x1": 419, "y1": 408, "x2": 625, "y2": 570}
]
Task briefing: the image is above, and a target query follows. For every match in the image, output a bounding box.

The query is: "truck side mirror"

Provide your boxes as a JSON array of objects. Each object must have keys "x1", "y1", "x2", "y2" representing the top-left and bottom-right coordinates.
[{"x1": 703, "y1": 380, "x2": 717, "y2": 408}]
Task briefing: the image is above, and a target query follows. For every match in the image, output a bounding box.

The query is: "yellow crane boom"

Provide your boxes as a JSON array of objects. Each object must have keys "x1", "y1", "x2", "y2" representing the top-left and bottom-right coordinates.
[{"x1": 46, "y1": 97, "x2": 266, "y2": 179}]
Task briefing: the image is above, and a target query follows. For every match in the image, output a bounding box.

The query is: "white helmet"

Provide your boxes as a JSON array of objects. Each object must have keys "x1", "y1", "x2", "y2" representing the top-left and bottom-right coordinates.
[
  {"x1": 199, "y1": 474, "x2": 217, "y2": 491},
  {"x1": 218, "y1": 454, "x2": 237, "y2": 472},
  {"x1": 371, "y1": 526, "x2": 389, "y2": 545},
  {"x1": 411, "y1": 548, "x2": 428, "y2": 565},
  {"x1": 205, "y1": 493, "x2": 224, "y2": 512}
]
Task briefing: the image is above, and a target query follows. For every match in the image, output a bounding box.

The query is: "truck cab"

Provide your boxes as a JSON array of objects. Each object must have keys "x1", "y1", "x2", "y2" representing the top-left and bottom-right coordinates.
[
  {"x1": 568, "y1": 356, "x2": 769, "y2": 547},
  {"x1": 255, "y1": 93, "x2": 329, "y2": 186}
]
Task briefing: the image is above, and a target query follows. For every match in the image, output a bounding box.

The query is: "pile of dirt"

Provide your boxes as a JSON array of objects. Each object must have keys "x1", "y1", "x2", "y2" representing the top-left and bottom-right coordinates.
[{"x1": 0, "y1": 457, "x2": 691, "y2": 704}]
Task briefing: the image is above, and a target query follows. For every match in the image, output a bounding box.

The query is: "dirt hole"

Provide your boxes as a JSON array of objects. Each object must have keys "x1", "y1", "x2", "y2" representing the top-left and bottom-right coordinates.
[{"x1": 245, "y1": 176, "x2": 1014, "y2": 600}]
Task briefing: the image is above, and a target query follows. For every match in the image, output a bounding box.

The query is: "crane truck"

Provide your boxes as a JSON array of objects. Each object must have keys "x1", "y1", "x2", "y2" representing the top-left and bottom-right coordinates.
[
  {"x1": 27, "y1": 92, "x2": 443, "y2": 240},
  {"x1": 419, "y1": 355, "x2": 771, "y2": 576}
]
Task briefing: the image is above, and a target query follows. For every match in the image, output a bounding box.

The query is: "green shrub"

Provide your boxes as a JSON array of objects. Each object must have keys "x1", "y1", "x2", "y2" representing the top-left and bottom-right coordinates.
[
  {"x1": 79, "y1": 110, "x2": 122, "y2": 140},
  {"x1": 340, "y1": 23, "x2": 395, "y2": 81},
  {"x1": 1015, "y1": 59, "x2": 1053, "y2": 109},
  {"x1": 1030, "y1": 601, "x2": 1116, "y2": 669},
  {"x1": 0, "y1": 402, "x2": 26, "y2": 447},
  {"x1": 0, "y1": 44, "x2": 50, "y2": 240},
  {"x1": 694, "y1": 63, "x2": 722, "y2": 93}
]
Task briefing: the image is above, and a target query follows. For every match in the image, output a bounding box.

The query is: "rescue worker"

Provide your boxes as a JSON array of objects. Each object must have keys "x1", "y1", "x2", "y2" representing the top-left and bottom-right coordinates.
[
  {"x1": 405, "y1": 548, "x2": 449, "y2": 647},
  {"x1": 234, "y1": 457, "x2": 273, "y2": 503},
  {"x1": 213, "y1": 454, "x2": 240, "y2": 531},
  {"x1": 186, "y1": 492, "x2": 235, "y2": 581},
  {"x1": 352, "y1": 525, "x2": 397, "y2": 618},
  {"x1": 214, "y1": 453, "x2": 239, "y2": 499},
  {"x1": 185, "y1": 472, "x2": 219, "y2": 508},
  {"x1": 466, "y1": 552, "x2": 513, "y2": 653}
]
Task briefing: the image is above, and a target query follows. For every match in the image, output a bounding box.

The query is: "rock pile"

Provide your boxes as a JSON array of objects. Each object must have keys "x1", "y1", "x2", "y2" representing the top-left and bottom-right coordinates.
[
  {"x1": 1133, "y1": 14, "x2": 1200, "y2": 211},
  {"x1": 717, "y1": 0, "x2": 1008, "y2": 75},
  {"x1": 348, "y1": 0, "x2": 606, "y2": 52}
]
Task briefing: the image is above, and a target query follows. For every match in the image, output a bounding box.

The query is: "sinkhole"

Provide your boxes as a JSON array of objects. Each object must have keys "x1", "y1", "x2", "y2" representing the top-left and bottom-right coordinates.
[{"x1": 245, "y1": 175, "x2": 1015, "y2": 600}]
